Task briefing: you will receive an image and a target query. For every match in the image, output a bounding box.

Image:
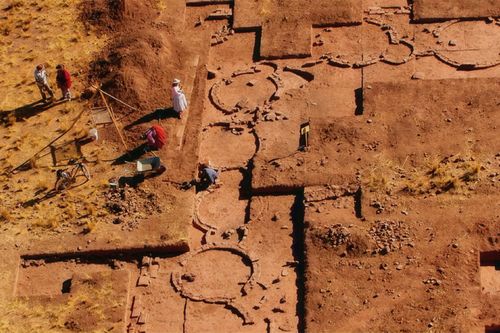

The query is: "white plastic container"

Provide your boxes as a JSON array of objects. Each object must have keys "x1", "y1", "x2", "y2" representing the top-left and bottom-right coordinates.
[{"x1": 89, "y1": 128, "x2": 98, "y2": 141}]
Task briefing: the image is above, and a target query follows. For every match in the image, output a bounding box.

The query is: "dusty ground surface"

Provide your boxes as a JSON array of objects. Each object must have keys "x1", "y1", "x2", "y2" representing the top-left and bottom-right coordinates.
[{"x1": 0, "y1": 0, "x2": 499, "y2": 332}]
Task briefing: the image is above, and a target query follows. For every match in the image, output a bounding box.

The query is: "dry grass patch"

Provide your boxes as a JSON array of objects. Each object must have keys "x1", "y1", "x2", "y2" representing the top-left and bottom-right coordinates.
[
  {"x1": 363, "y1": 154, "x2": 487, "y2": 195},
  {"x1": 0, "y1": 209, "x2": 12, "y2": 223},
  {"x1": 402, "y1": 155, "x2": 485, "y2": 194}
]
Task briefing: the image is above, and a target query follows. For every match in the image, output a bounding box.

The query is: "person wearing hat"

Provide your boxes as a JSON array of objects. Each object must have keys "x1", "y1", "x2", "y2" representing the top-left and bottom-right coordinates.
[
  {"x1": 55, "y1": 64, "x2": 72, "y2": 100},
  {"x1": 34, "y1": 64, "x2": 54, "y2": 102},
  {"x1": 171, "y1": 78, "x2": 188, "y2": 119}
]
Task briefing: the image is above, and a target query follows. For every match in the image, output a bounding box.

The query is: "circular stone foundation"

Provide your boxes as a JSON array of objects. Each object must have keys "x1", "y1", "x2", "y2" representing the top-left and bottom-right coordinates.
[
  {"x1": 210, "y1": 72, "x2": 276, "y2": 113},
  {"x1": 195, "y1": 170, "x2": 248, "y2": 232},
  {"x1": 199, "y1": 126, "x2": 257, "y2": 168},
  {"x1": 178, "y1": 248, "x2": 253, "y2": 299},
  {"x1": 436, "y1": 21, "x2": 500, "y2": 67}
]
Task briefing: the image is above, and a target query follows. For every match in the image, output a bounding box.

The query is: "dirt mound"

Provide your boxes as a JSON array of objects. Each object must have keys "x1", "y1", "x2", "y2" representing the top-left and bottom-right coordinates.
[
  {"x1": 314, "y1": 224, "x2": 351, "y2": 248},
  {"x1": 89, "y1": 30, "x2": 181, "y2": 111},
  {"x1": 80, "y1": 0, "x2": 157, "y2": 32},
  {"x1": 312, "y1": 224, "x2": 371, "y2": 257},
  {"x1": 80, "y1": 0, "x2": 125, "y2": 31},
  {"x1": 104, "y1": 185, "x2": 163, "y2": 231},
  {"x1": 82, "y1": 0, "x2": 192, "y2": 121}
]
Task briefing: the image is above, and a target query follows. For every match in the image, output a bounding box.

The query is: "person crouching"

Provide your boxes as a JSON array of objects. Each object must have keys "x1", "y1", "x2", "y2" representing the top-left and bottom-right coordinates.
[{"x1": 141, "y1": 124, "x2": 167, "y2": 152}]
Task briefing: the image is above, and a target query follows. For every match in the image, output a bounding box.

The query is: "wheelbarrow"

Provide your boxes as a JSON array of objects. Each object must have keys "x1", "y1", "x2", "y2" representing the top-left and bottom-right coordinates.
[{"x1": 136, "y1": 156, "x2": 166, "y2": 175}]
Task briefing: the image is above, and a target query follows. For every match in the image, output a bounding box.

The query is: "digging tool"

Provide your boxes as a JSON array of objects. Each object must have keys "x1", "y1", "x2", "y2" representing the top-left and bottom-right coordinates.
[{"x1": 98, "y1": 89, "x2": 128, "y2": 150}]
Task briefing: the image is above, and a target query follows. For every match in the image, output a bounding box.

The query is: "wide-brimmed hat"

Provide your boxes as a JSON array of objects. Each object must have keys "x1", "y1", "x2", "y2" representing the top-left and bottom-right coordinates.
[{"x1": 173, "y1": 78, "x2": 181, "y2": 84}]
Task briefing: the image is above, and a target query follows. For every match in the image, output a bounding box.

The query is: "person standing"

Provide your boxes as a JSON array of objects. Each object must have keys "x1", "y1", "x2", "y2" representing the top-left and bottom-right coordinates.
[
  {"x1": 171, "y1": 78, "x2": 188, "y2": 119},
  {"x1": 55, "y1": 64, "x2": 72, "y2": 100},
  {"x1": 34, "y1": 64, "x2": 54, "y2": 102}
]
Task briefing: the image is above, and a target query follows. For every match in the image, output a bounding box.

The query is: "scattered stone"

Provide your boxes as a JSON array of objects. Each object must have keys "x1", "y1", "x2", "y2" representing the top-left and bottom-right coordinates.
[
  {"x1": 141, "y1": 256, "x2": 152, "y2": 267},
  {"x1": 369, "y1": 220, "x2": 413, "y2": 255},
  {"x1": 150, "y1": 264, "x2": 159, "y2": 279},
  {"x1": 236, "y1": 225, "x2": 248, "y2": 242},
  {"x1": 314, "y1": 224, "x2": 351, "y2": 248},
  {"x1": 222, "y1": 229, "x2": 235, "y2": 239},
  {"x1": 194, "y1": 16, "x2": 203, "y2": 27},
  {"x1": 207, "y1": 69, "x2": 217, "y2": 80},
  {"x1": 110, "y1": 259, "x2": 124, "y2": 270},
  {"x1": 257, "y1": 282, "x2": 269, "y2": 290},
  {"x1": 182, "y1": 273, "x2": 196, "y2": 282},
  {"x1": 370, "y1": 200, "x2": 385, "y2": 214},
  {"x1": 448, "y1": 40, "x2": 457, "y2": 46},
  {"x1": 207, "y1": 8, "x2": 232, "y2": 20},
  {"x1": 131, "y1": 296, "x2": 142, "y2": 318},
  {"x1": 137, "y1": 275, "x2": 150, "y2": 287},
  {"x1": 411, "y1": 72, "x2": 424, "y2": 80},
  {"x1": 423, "y1": 277, "x2": 442, "y2": 286}
]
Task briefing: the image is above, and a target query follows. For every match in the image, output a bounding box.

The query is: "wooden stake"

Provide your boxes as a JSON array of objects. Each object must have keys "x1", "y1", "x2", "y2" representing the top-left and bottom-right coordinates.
[
  {"x1": 92, "y1": 85, "x2": 140, "y2": 113},
  {"x1": 99, "y1": 90, "x2": 129, "y2": 150}
]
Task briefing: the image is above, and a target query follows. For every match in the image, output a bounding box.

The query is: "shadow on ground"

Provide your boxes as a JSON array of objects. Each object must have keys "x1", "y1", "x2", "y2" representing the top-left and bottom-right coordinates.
[{"x1": 124, "y1": 107, "x2": 178, "y2": 130}]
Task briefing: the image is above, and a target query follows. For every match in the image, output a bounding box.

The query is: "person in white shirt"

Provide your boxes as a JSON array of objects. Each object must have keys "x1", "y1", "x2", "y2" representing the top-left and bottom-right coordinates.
[
  {"x1": 171, "y1": 78, "x2": 188, "y2": 119},
  {"x1": 34, "y1": 64, "x2": 54, "y2": 102}
]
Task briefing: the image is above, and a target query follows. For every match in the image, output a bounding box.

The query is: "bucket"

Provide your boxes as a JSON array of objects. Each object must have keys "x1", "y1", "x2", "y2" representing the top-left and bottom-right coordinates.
[{"x1": 89, "y1": 128, "x2": 98, "y2": 141}]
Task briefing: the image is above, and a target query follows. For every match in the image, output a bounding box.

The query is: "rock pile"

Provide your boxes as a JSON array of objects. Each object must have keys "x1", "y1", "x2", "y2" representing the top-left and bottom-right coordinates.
[
  {"x1": 315, "y1": 224, "x2": 351, "y2": 248},
  {"x1": 369, "y1": 220, "x2": 413, "y2": 254},
  {"x1": 104, "y1": 186, "x2": 162, "y2": 230},
  {"x1": 211, "y1": 24, "x2": 234, "y2": 46}
]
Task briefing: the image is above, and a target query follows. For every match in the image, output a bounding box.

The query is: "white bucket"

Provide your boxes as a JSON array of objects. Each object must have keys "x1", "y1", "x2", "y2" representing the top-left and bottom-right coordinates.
[{"x1": 89, "y1": 128, "x2": 98, "y2": 141}]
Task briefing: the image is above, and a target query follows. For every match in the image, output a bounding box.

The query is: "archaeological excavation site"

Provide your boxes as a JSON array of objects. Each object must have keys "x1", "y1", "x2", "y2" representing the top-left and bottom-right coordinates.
[{"x1": 0, "y1": 0, "x2": 499, "y2": 332}]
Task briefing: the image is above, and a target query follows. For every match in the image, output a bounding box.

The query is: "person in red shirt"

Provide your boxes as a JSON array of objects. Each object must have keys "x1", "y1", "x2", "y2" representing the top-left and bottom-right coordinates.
[
  {"x1": 142, "y1": 124, "x2": 167, "y2": 151},
  {"x1": 55, "y1": 64, "x2": 72, "y2": 100}
]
